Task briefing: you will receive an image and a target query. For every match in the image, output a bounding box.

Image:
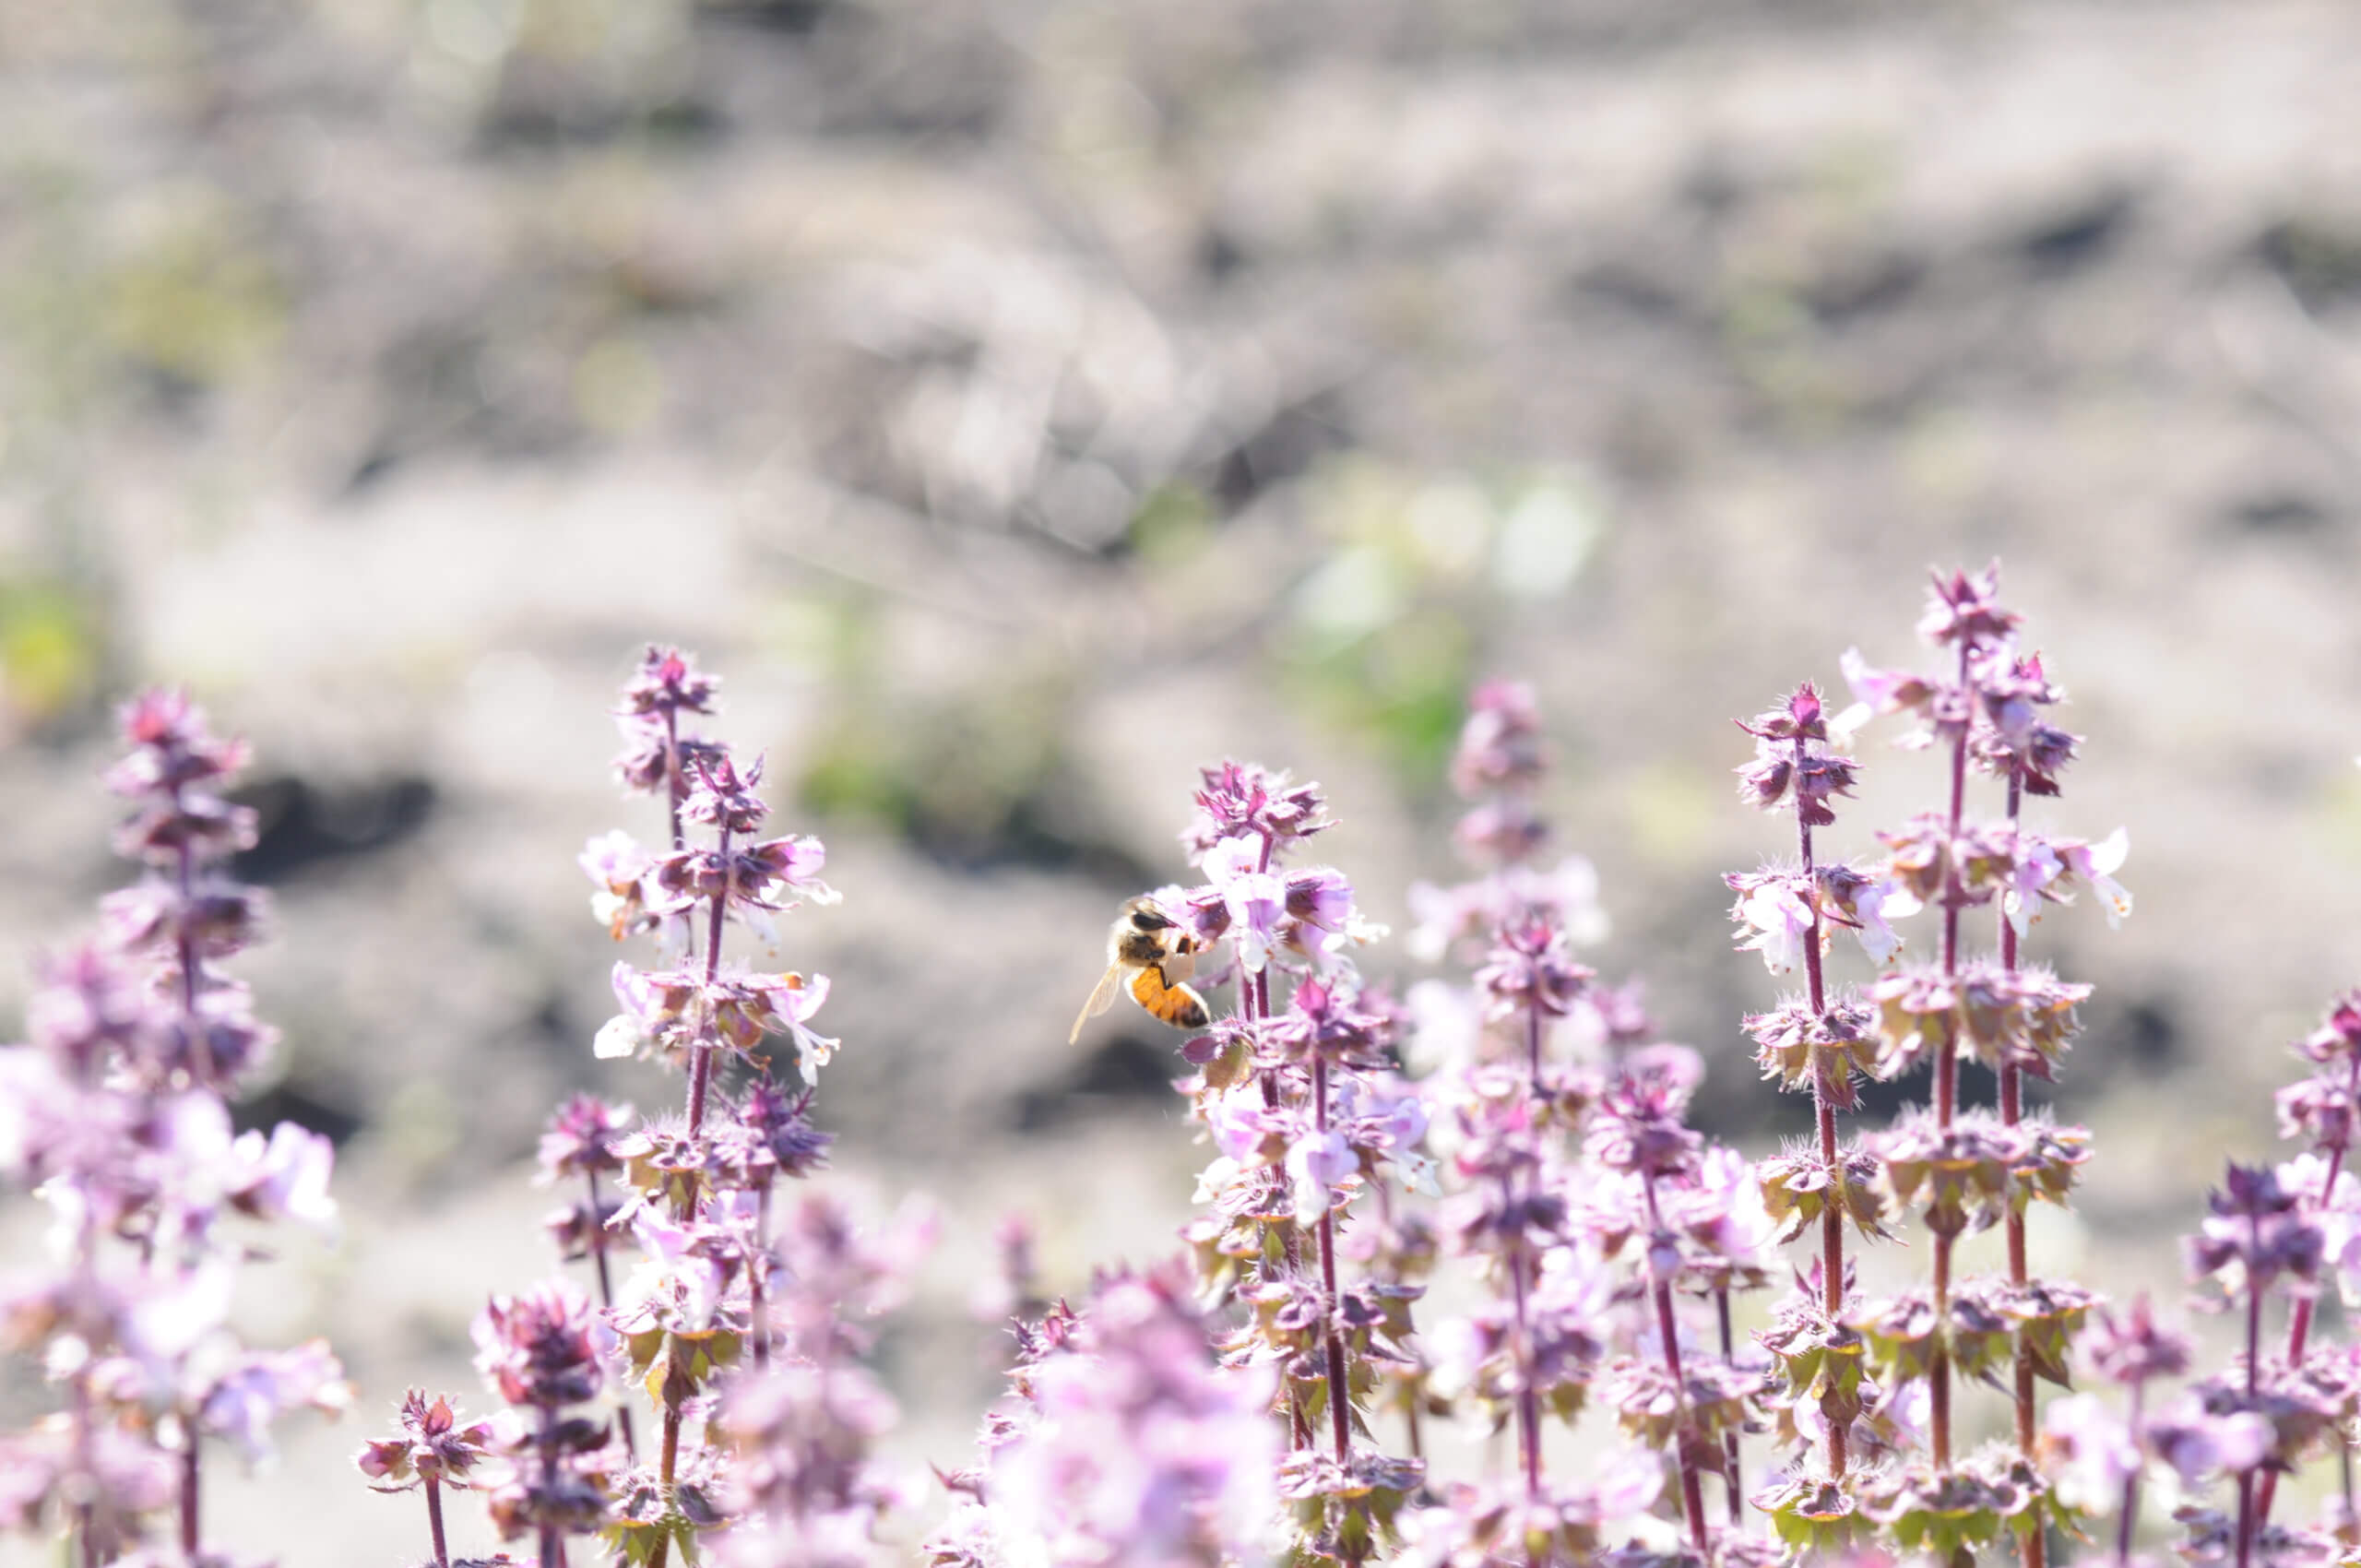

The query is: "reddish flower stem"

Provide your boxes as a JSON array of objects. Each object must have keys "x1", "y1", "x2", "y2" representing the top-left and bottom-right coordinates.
[
  {"x1": 1509, "y1": 1234, "x2": 1542, "y2": 1499},
  {"x1": 584, "y1": 1166, "x2": 636, "y2": 1461},
  {"x1": 752, "y1": 1181, "x2": 774, "y2": 1370},
  {"x1": 1997, "y1": 765, "x2": 2047, "y2": 1568},
  {"x1": 1243, "y1": 829, "x2": 1311, "y2": 1450},
  {"x1": 2254, "y1": 1043, "x2": 2361, "y2": 1529},
  {"x1": 539, "y1": 1399, "x2": 564, "y2": 1568},
  {"x1": 425, "y1": 1475, "x2": 451, "y2": 1568},
  {"x1": 1715, "y1": 1288, "x2": 1742, "y2": 1525},
  {"x1": 2236, "y1": 1211, "x2": 2264, "y2": 1568},
  {"x1": 173, "y1": 823, "x2": 209, "y2": 1557},
  {"x1": 69, "y1": 1370, "x2": 95, "y2": 1568},
  {"x1": 1516, "y1": 1001, "x2": 1546, "y2": 1499},
  {"x1": 1643, "y1": 1171, "x2": 1711, "y2": 1554},
  {"x1": 1929, "y1": 640, "x2": 1972, "y2": 1473},
  {"x1": 1525, "y1": 988, "x2": 1544, "y2": 1083},
  {"x1": 687, "y1": 824, "x2": 731, "y2": 1137},
  {"x1": 662, "y1": 709, "x2": 685, "y2": 851},
  {"x1": 1312, "y1": 1053, "x2": 1352, "y2": 1466},
  {"x1": 1795, "y1": 732, "x2": 1849, "y2": 1481},
  {"x1": 650, "y1": 813, "x2": 733, "y2": 1568},
  {"x1": 181, "y1": 1439, "x2": 201, "y2": 1558},
  {"x1": 648, "y1": 1378, "x2": 684, "y2": 1568},
  {"x1": 2113, "y1": 1383, "x2": 2144, "y2": 1566}
]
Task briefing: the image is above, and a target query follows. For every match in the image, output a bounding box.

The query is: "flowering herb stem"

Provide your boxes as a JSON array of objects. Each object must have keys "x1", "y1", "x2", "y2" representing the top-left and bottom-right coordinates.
[
  {"x1": 687, "y1": 823, "x2": 733, "y2": 1138},
  {"x1": 2236, "y1": 1210, "x2": 2265, "y2": 1568},
  {"x1": 582, "y1": 1165, "x2": 637, "y2": 1462},
  {"x1": 1508, "y1": 1233, "x2": 1541, "y2": 1498},
  {"x1": 172, "y1": 825, "x2": 209, "y2": 1556},
  {"x1": 1312, "y1": 1054, "x2": 1353, "y2": 1466},
  {"x1": 1245, "y1": 828, "x2": 1312, "y2": 1452},
  {"x1": 1642, "y1": 1170, "x2": 1711, "y2": 1552},
  {"x1": 539, "y1": 1399, "x2": 563, "y2": 1568},
  {"x1": 2114, "y1": 1382, "x2": 2145, "y2": 1565},
  {"x1": 1524, "y1": 986, "x2": 1544, "y2": 1084},
  {"x1": 425, "y1": 1475, "x2": 450, "y2": 1568},
  {"x1": 1997, "y1": 763, "x2": 2049, "y2": 1568},
  {"x1": 1716, "y1": 1289, "x2": 1742, "y2": 1525},
  {"x1": 1517, "y1": 998, "x2": 1546, "y2": 1498},
  {"x1": 753, "y1": 1181, "x2": 774, "y2": 1370},
  {"x1": 646, "y1": 818, "x2": 735, "y2": 1568},
  {"x1": 1928, "y1": 640, "x2": 1973, "y2": 1474},
  {"x1": 181, "y1": 1439, "x2": 201, "y2": 1557},
  {"x1": 649, "y1": 1382, "x2": 683, "y2": 1568},
  {"x1": 2253, "y1": 1041, "x2": 2361, "y2": 1531},
  {"x1": 662, "y1": 707, "x2": 685, "y2": 850},
  {"x1": 1794, "y1": 731, "x2": 1850, "y2": 1482},
  {"x1": 68, "y1": 1362, "x2": 95, "y2": 1568}
]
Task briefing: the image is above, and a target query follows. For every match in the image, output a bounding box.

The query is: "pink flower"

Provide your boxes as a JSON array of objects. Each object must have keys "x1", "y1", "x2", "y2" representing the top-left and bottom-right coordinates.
[
  {"x1": 224, "y1": 1123, "x2": 339, "y2": 1234},
  {"x1": 472, "y1": 1281, "x2": 608, "y2": 1408},
  {"x1": 1182, "y1": 760, "x2": 1333, "y2": 864},
  {"x1": 2038, "y1": 1393, "x2": 2141, "y2": 1512},
  {"x1": 1203, "y1": 836, "x2": 1287, "y2": 973},
  {"x1": 1204, "y1": 1083, "x2": 1287, "y2": 1165},
  {"x1": 1450, "y1": 680, "x2": 1548, "y2": 798},
  {"x1": 1284, "y1": 866, "x2": 1366, "y2": 963},
  {"x1": 615, "y1": 645, "x2": 719, "y2": 721},
  {"x1": 1402, "y1": 980, "x2": 1482, "y2": 1074},
  {"x1": 1287, "y1": 1129, "x2": 1357, "y2": 1225},
  {"x1": 2005, "y1": 828, "x2": 2132, "y2": 934},
  {"x1": 578, "y1": 830, "x2": 656, "y2": 940},
  {"x1": 1728, "y1": 872, "x2": 1815, "y2": 976},
  {"x1": 197, "y1": 1340, "x2": 350, "y2": 1462},
  {"x1": 1837, "y1": 646, "x2": 1940, "y2": 727},
  {"x1": 2147, "y1": 1394, "x2": 2272, "y2": 1482},
  {"x1": 1405, "y1": 854, "x2": 1608, "y2": 964},
  {"x1": 356, "y1": 1389, "x2": 502, "y2": 1492},
  {"x1": 976, "y1": 1268, "x2": 1279, "y2": 1567},
  {"x1": 537, "y1": 1094, "x2": 635, "y2": 1182}
]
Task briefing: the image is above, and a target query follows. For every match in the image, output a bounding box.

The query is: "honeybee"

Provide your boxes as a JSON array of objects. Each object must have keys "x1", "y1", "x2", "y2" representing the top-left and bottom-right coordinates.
[{"x1": 1070, "y1": 896, "x2": 1211, "y2": 1043}]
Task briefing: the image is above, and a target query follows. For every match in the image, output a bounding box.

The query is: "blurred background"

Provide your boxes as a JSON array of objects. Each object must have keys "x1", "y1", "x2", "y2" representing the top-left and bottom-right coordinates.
[{"x1": 4, "y1": 0, "x2": 2361, "y2": 1557}]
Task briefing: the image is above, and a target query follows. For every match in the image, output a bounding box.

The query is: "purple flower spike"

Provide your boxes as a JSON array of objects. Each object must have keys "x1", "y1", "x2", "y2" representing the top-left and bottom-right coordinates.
[{"x1": 1182, "y1": 760, "x2": 1333, "y2": 865}]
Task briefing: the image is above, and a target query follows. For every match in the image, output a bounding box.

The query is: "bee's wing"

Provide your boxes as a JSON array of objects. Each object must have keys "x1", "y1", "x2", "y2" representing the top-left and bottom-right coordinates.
[{"x1": 1071, "y1": 963, "x2": 1127, "y2": 1044}]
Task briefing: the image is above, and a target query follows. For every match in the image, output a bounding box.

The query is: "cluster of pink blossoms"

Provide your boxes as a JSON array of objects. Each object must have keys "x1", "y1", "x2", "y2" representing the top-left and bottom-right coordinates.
[
  {"x1": 0, "y1": 693, "x2": 347, "y2": 1564},
  {"x1": 1392, "y1": 681, "x2": 1782, "y2": 1568},
  {"x1": 346, "y1": 647, "x2": 917, "y2": 1568},
  {"x1": 27, "y1": 568, "x2": 2361, "y2": 1568}
]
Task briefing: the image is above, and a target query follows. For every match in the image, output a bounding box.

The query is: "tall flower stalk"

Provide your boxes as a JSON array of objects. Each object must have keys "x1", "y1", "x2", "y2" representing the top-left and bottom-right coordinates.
[
  {"x1": 1409, "y1": 682, "x2": 1610, "y2": 1506},
  {"x1": 358, "y1": 1389, "x2": 502, "y2": 1568},
  {"x1": 584, "y1": 647, "x2": 846, "y2": 1568},
  {"x1": 2252, "y1": 996, "x2": 2361, "y2": 1535},
  {"x1": 1841, "y1": 569, "x2": 2122, "y2": 1563},
  {"x1": 0, "y1": 693, "x2": 348, "y2": 1565},
  {"x1": 44, "y1": 570, "x2": 2361, "y2": 1565},
  {"x1": 1164, "y1": 761, "x2": 1423, "y2": 1561},
  {"x1": 1731, "y1": 680, "x2": 1890, "y2": 1540}
]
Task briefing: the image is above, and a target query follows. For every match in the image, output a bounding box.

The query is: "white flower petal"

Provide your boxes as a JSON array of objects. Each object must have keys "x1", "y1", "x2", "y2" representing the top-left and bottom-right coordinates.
[{"x1": 593, "y1": 1016, "x2": 642, "y2": 1060}]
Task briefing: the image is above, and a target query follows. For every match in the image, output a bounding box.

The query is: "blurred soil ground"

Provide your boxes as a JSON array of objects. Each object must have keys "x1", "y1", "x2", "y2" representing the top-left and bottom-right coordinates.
[{"x1": 5, "y1": 0, "x2": 2361, "y2": 1557}]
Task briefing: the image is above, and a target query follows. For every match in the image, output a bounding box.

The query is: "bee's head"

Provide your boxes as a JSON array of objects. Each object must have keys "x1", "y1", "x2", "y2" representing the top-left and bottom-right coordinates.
[{"x1": 1124, "y1": 898, "x2": 1175, "y2": 932}]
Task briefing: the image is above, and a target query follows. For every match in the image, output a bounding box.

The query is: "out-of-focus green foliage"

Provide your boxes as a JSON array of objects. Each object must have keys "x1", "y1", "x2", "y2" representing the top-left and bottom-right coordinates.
[
  {"x1": 794, "y1": 593, "x2": 1076, "y2": 863},
  {"x1": 0, "y1": 576, "x2": 101, "y2": 730},
  {"x1": 101, "y1": 199, "x2": 284, "y2": 387},
  {"x1": 1277, "y1": 457, "x2": 1605, "y2": 786},
  {"x1": 1126, "y1": 481, "x2": 1218, "y2": 568}
]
